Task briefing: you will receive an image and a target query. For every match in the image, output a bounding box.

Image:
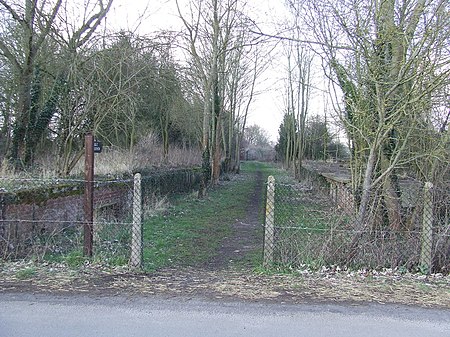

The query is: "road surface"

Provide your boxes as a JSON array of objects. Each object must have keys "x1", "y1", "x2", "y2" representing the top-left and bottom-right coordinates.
[{"x1": 0, "y1": 293, "x2": 449, "y2": 337}]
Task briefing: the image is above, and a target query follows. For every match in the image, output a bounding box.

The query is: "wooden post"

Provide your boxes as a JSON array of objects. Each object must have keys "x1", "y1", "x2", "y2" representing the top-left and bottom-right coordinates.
[
  {"x1": 263, "y1": 175, "x2": 275, "y2": 268},
  {"x1": 419, "y1": 182, "x2": 433, "y2": 273},
  {"x1": 84, "y1": 133, "x2": 94, "y2": 257},
  {"x1": 131, "y1": 173, "x2": 142, "y2": 268}
]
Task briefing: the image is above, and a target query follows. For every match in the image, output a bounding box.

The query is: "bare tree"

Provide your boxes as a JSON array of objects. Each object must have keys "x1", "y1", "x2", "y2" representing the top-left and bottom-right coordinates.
[
  {"x1": 223, "y1": 16, "x2": 267, "y2": 173},
  {"x1": 176, "y1": 0, "x2": 260, "y2": 190},
  {"x1": 282, "y1": 36, "x2": 313, "y2": 176}
]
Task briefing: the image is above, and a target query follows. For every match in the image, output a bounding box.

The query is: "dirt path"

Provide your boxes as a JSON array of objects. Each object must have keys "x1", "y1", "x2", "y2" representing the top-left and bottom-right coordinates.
[{"x1": 205, "y1": 169, "x2": 264, "y2": 269}]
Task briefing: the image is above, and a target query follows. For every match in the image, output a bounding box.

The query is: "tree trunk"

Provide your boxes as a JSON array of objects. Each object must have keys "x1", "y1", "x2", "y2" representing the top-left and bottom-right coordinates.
[
  {"x1": 348, "y1": 145, "x2": 377, "y2": 261},
  {"x1": 10, "y1": 64, "x2": 33, "y2": 166}
]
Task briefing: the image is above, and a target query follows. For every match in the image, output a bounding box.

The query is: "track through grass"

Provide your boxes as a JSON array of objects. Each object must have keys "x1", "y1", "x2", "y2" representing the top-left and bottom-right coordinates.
[{"x1": 142, "y1": 162, "x2": 274, "y2": 271}]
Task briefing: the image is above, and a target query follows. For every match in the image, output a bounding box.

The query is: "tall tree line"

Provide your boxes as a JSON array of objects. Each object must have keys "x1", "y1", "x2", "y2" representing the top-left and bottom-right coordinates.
[
  {"x1": 1, "y1": 0, "x2": 266, "y2": 184},
  {"x1": 176, "y1": 0, "x2": 265, "y2": 192},
  {"x1": 0, "y1": 1, "x2": 204, "y2": 175}
]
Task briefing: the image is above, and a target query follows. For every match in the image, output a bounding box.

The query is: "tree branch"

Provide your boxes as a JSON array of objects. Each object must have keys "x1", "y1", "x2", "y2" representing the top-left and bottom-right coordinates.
[
  {"x1": 248, "y1": 29, "x2": 354, "y2": 51},
  {"x1": 34, "y1": 0, "x2": 63, "y2": 52},
  {"x1": 69, "y1": 0, "x2": 113, "y2": 49},
  {"x1": 0, "y1": 0, "x2": 24, "y2": 24},
  {"x1": 0, "y1": 40, "x2": 22, "y2": 72}
]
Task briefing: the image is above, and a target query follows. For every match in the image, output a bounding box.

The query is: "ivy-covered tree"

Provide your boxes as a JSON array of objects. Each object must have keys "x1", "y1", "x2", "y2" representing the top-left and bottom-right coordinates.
[
  {"x1": 288, "y1": 0, "x2": 450, "y2": 251},
  {"x1": 0, "y1": 0, "x2": 112, "y2": 169}
]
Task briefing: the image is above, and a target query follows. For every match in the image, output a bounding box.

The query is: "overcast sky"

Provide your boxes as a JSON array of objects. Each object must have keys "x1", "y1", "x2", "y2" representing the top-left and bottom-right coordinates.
[{"x1": 106, "y1": 0, "x2": 328, "y2": 142}]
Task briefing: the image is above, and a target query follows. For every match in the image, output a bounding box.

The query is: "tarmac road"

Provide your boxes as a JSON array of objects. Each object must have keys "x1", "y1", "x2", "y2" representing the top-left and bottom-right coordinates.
[{"x1": 0, "y1": 293, "x2": 449, "y2": 337}]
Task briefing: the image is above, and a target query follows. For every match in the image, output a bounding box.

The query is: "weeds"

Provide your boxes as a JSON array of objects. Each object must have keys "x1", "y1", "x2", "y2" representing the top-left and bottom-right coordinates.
[
  {"x1": 16, "y1": 267, "x2": 37, "y2": 280},
  {"x1": 70, "y1": 133, "x2": 202, "y2": 177}
]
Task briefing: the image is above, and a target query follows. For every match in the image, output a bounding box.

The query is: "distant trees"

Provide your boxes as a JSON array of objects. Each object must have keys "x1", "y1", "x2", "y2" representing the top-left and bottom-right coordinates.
[
  {"x1": 274, "y1": 1, "x2": 351, "y2": 173},
  {"x1": 243, "y1": 125, "x2": 271, "y2": 148},
  {"x1": 90, "y1": 33, "x2": 191, "y2": 154},
  {"x1": 241, "y1": 124, "x2": 274, "y2": 161},
  {"x1": 302, "y1": 116, "x2": 330, "y2": 161},
  {"x1": 275, "y1": 112, "x2": 296, "y2": 165},
  {"x1": 283, "y1": 2, "x2": 314, "y2": 178},
  {"x1": 275, "y1": 114, "x2": 347, "y2": 163},
  {"x1": 53, "y1": 32, "x2": 203, "y2": 175}
]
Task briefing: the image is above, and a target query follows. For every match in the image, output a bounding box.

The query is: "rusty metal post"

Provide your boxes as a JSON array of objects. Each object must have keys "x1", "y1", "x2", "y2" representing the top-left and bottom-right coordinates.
[{"x1": 84, "y1": 133, "x2": 94, "y2": 257}]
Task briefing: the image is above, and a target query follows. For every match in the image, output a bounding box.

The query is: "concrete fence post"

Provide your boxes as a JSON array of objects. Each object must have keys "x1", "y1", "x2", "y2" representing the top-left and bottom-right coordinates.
[
  {"x1": 263, "y1": 175, "x2": 275, "y2": 268},
  {"x1": 131, "y1": 173, "x2": 142, "y2": 268},
  {"x1": 419, "y1": 182, "x2": 433, "y2": 273}
]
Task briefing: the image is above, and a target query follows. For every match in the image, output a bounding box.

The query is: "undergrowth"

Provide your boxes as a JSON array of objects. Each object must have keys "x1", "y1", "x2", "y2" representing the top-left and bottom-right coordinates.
[{"x1": 1, "y1": 133, "x2": 202, "y2": 178}]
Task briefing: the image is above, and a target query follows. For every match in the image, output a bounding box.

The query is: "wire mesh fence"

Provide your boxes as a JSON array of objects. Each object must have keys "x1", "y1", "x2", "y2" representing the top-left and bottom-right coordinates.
[
  {"x1": 263, "y1": 171, "x2": 450, "y2": 273},
  {"x1": 0, "y1": 176, "x2": 134, "y2": 263},
  {"x1": 0, "y1": 168, "x2": 202, "y2": 268}
]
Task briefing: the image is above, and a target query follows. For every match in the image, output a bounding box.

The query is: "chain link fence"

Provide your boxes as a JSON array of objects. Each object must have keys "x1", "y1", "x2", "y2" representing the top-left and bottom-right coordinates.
[
  {"x1": 0, "y1": 168, "x2": 202, "y2": 268},
  {"x1": 263, "y1": 169, "x2": 450, "y2": 273}
]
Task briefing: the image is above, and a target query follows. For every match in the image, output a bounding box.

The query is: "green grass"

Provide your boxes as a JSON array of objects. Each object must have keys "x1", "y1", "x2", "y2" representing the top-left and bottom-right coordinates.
[
  {"x1": 258, "y1": 164, "x2": 344, "y2": 270},
  {"x1": 41, "y1": 226, "x2": 130, "y2": 268},
  {"x1": 267, "y1": 167, "x2": 334, "y2": 232},
  {"x1": 43, "y1": 249, "x2": 87, "y2": 267},
  {"x1": 32, "y1": 161, "x2": 276, "y2": 271},
  {"x1": 142, "y1": 161, "x2": 270, "y2": 271},
  {"x1": 16, "y1": 267, "x2": 37, "y2": 279},
  {"x1": 64, "y1": 250, "x2": 87, "y2": 267}
]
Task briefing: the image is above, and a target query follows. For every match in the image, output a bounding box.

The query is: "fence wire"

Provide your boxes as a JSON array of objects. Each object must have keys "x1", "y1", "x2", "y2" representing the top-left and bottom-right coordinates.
[
  {"x1": 0, "y1": 177, "x2": 134, "y2": 263},
  {"x1": 263, "y1": 171, "x2": 450, "y2": 273},
  {"x1": 0, "y1": 168, "x2": 202, "y2": 267}
]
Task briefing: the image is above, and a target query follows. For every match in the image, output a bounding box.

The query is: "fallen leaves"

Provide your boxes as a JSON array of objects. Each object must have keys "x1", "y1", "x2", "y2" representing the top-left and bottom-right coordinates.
[{"x1": 1, "y1": 261, "x2": 449, "y2": 308}]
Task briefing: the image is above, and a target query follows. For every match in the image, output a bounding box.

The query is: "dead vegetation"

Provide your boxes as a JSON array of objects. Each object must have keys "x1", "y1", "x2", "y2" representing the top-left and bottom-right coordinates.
[
  {"x1": 1, "y1": 133, "x2": 202, "y2": 179},
  {"x1": 0, "y1": 261, "x2": 449, "y2": 308}
]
